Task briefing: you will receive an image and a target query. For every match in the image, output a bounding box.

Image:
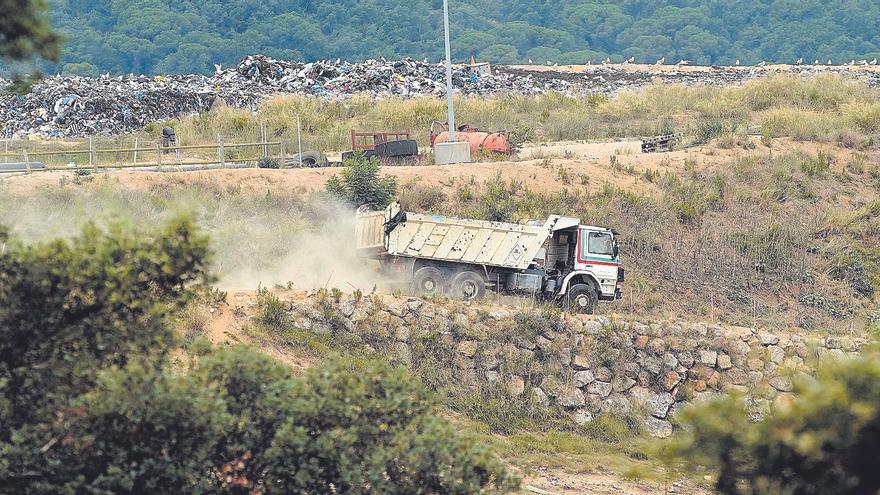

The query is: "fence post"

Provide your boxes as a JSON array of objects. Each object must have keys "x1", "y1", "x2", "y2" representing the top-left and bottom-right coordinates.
[
  {"x1": 156, "y1": 144, "x2": 162, "y2": 169},
  {"x1": 297, "y1": 114, "x2": 303, "y2": 162},
  {"x1": 4, "y1": 138, "x2": 8, "y2": 164},
  {"x1": 133, "y1": 136, "x2": 138, "y2": 165},
  {"x1": 89, "y1": 136, "x2": 94, "y2": 171},
  {"x1": 217, "y1": 133, "x2": 225, "y2": 167},
  {"x1": 23, "y1": 149, "x2": 30, "y2": 174}
]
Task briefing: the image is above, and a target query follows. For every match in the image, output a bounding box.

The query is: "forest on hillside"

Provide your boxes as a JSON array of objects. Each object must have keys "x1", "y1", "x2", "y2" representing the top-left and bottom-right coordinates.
[{"x1": 38, "y1": 0, "x2": 880, "y2": 75}]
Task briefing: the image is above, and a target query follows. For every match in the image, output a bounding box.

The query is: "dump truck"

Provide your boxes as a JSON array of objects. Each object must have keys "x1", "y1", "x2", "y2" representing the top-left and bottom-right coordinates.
[{"x1": 356, "y1": 203, "x2": 623, "y2": 313}]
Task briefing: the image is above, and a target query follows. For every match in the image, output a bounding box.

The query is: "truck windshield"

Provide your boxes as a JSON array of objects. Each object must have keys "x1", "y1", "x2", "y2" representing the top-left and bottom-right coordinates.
[{"x1": 588, "y1": 232, "x2": 615, "y2": 256}]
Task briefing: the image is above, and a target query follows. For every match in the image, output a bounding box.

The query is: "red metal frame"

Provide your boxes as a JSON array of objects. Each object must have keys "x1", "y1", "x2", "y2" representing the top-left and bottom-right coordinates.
[{"x1": 351, "y1": 129, "x2": 412, "y2": 151}]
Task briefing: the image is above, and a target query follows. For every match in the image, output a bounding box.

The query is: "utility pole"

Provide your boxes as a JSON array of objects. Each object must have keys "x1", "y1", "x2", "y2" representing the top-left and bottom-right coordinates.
[{"x1": 443, "y1": 0, "x2": 455, "y2": 142}]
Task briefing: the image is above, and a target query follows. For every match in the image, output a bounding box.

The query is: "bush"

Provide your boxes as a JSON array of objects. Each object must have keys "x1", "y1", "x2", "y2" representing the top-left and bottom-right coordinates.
[
  {"x1": 257, "y1": 156, "x2": 281, "y2": 169},
  {"x1": 670, "y1": 356, "x2": 880, "y2": 495},
  {"x1": 325, "y1": 153, "x2": 397, "y2": 209},
  {"x1": 0, "y1": 223, "x2": 515, "y2": 494}
]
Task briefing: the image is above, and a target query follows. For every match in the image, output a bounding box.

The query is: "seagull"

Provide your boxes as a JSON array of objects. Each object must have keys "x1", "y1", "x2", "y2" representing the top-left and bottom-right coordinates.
[
  {"x1": 758, "y1": 60, "x2": 767, "y2": 67},
  {"x1": 546, "y1": 60, "x2": 552, "y2": 66},
  {"x1": 586, "y1": 60, "x2": 591, "y2": 65},
  {"x1": 796, "y1": 58, "x2": 803, "y2": 65},
  {"x1": 860, "y1": 59, "x2": 869, "y2": 65},
  {"x1": 656, "y1": 57, "x2": 665, "y2": 65},
  {"x1": 827, "y1": 59, "x2": 833, "y2": 65},
  {"x1": 676, "y1": 59, "x2": 691, "y2": 66},
  {"x1": 814, "y1": 60, "x2": 820, "y2": 65},
  {"x1": 872, "y1": 58, "x2": 878, "y2": 65},
  {"x1": 214, "y1": 64, "x2": 222, "y2": 74},
  {"x1": 849, "y1": 60, "x2": 856, "y2": 66},
  {"x1": 553, "y1": 62, "x2": 559, "y2": 68},
  {"x1": 735, "y1": 59, "x2": 740, "y2": 66},
  {"x1": 602, "y1": 57, "x2": 611, "y2": 65},
  {"x1": 625, "y1": 56, "x2": 635, "y2": 64},
  {"x1": 528, "y1": 58, "x2": 533, "y2": 64}
]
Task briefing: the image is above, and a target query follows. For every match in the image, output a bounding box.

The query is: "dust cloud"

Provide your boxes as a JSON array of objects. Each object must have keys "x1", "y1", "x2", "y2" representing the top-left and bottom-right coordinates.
[
  {"x1": 0, "y1": 184, "x2": 396, "y2": 294},
  {"x1": 215, "y1": 201, "x2": 391, "y2": 292}
]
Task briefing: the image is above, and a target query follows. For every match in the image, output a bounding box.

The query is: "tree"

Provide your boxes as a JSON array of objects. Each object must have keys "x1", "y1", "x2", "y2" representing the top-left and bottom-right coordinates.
[
  {"x1": 0, "y1": 219, "x2": 212, "y2": 491},
  {"x1": 325, "y1": 154, "x2": 397, "y2": 209},
  {"x1": 0, "y1": 0, "x2": 61, "y2": 61},
  {"x1": 670, "y1": 356, "x2": 880, "y2": 495},
  {"x1": 0, "y1": 221, "x2": 514, "y2": 493}
]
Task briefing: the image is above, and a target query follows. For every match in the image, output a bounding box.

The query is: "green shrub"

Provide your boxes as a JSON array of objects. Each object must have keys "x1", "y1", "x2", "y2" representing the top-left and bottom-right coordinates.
[
  {"x1": 255, "y1": 285, "x2": 289, "y2": 330},
  {"x1": 257, "y1": 156, "x2": 280, "y2": 169},
  {"x1": 325, "y1": 153, "x2": 397, "y2": 209},
  {"x1": 670, "y1": 356, "x2": 880, "y2": 495}
]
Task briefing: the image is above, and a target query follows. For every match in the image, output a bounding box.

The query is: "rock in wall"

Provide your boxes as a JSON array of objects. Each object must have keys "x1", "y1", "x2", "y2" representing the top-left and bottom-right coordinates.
[{"x1": 237, "y1": 291, "x2": 868, "y2": 438}]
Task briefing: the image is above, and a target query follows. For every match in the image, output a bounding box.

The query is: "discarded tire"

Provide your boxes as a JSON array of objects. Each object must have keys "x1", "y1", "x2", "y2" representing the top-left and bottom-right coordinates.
[{"x1": 287, "y1": 151, "x2": 328, "y2": 168}]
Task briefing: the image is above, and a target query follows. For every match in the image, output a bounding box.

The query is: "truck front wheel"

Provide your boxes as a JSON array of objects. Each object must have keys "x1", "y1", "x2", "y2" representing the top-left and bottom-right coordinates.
[
  {"x1": 413, "y1": 266, "x2": 446, "y2": 297},
  {"x1": 449, "y1": 271, "x2": 486, "y2": 301},
  {"x1": 565, "y1": 284, "x2": 598, "y2": 314}
]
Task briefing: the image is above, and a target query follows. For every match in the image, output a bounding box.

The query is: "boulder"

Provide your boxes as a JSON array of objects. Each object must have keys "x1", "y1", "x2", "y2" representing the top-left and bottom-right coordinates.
[
  {"x1": 768, "y1": 375, "x2": 794, "y2": 392},
  {"x1": 506, "y1": 375, "x2": 526, "y2": 396},
  {"x1": 716, "y1": 353, "x2": 733, "y2": 370},
  {"x1": 612, "y1": 375, "x2": 637, "y2": 393},
  {"x1": 572, "y1": 409, "x2": 594, "y2": 425},
  {"x1": 759, "y1": 331, "x2": 780, "y2": 346},
  {"x1": 571, "y1": 353, "x2": 591, "y2": 370},
  {"x1": 645, "y1": 417, "x2": 673, "y2": 438},
  {"x1": 455, "y1": 340, "x2": 478, "y2": 358},
  {"x1": 677, "y1": 351, "x2": 695, "y2": 368},
  {"x1": 558, "y1": 388, "x2": 586, "y2": 408},
  {"x1": 768, "y1": 345, "x2": 785, "y2": 363},
  {"x1": 662, "y1": 371, "x2": 682, "y2": 391},
  {"x1": 574, "y1": 370, "x2": 595, "y2": 388},
  {"x1": 587, "y1": 381, "x2": 613, "y2": 398},
  {"x1": 386, "y1": 301, "x2": 408, "y2": 318},
  {"x1": 699, "y1": 350, "x2": 718, "y2": 367},
  {"x1": 647, "y1": 392, "x2": 675, "y2": 419},
  {"x1": 595, "y1": 366, "x2": 613, "y2": 382}
]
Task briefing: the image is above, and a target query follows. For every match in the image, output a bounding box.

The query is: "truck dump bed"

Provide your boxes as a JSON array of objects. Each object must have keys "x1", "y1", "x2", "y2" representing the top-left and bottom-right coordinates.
[{"x1": 357, "y1": 205, "x2": 577, "y2": 270}]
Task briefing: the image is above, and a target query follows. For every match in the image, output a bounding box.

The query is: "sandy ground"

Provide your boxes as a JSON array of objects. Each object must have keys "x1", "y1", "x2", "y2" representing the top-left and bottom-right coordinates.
[{"x1": 1, "y1": 137, "x2": 867, "y2": 200}]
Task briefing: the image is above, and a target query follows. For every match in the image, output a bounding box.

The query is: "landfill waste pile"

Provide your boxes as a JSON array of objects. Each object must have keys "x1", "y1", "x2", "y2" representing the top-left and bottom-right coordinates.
[{"x1": 2, "y1": 55, "x2": 879, "y2": 137}]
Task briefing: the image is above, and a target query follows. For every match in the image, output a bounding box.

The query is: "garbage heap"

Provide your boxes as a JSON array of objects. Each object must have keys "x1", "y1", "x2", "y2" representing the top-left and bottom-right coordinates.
[{"x1": 2, "y1": 55, "x2": 879, "y2": 137}]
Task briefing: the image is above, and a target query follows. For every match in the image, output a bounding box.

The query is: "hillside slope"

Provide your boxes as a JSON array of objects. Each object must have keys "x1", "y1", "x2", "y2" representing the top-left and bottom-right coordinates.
[{"x1": 46, "y1": 0, "x2": 880, "y2": 75}]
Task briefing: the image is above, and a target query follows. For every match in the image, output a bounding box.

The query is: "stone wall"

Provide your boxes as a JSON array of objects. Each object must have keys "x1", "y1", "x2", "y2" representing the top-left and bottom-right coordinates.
[{"x1": 238, "y1": 292, "x2": 868, "y2": 438}]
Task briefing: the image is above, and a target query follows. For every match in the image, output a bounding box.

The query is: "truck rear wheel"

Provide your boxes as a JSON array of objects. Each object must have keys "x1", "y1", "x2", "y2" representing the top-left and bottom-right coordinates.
[
  {"x1": 449, "y1": 271, "x2": 486, "y2": 301},
  {"x1": 565, "y1": 284, "x2": 598, "y2": 314},
  {"x1": 413, "y1": 267, "x2": 446, "y2": 297}
]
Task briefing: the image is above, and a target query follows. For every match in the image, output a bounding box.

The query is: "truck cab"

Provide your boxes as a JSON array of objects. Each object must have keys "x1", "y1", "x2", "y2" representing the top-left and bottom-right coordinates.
[{"x1": 539, "y1": 222, "x2": 624, "y2": 313}]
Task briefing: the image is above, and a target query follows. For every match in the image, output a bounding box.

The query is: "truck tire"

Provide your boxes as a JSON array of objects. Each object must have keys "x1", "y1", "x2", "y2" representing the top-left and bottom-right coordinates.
[
  {"x1": 413, "y1": 266, "x2": 446, "y2": 297},
  {"x1": 449, "y1": 271, "x2": 486, "y2": 301},
  {"x1": 565, "y1": 284, "x2": 598, "y2": 314}
]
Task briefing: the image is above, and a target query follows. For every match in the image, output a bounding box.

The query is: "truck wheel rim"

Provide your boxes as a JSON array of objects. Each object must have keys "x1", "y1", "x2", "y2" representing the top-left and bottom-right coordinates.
[
  {"x1": 461, "y1": 281, "x2": 477, "y2": 299},
  {"x1": 423, "y1": 279, "x2": 436, "y2": 292},
  {"x1": 576, "y1": 295, "x2": 590, "y2": 309}
]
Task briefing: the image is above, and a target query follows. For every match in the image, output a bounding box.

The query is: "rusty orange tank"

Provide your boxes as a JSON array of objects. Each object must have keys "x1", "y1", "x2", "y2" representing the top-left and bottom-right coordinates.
[{"x1": 431, "y1": 124, "x2": 512, "y2": 155}]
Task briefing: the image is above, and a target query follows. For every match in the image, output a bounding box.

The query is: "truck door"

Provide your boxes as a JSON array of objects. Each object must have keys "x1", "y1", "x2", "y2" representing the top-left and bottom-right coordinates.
[{"x1": 575, "y1": 229, "x2": 621, "y2": 297}]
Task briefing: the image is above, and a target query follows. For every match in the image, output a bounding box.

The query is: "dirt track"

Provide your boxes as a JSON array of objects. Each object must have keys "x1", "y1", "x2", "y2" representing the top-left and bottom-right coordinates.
[{"x1": 1, "y1": 138, "x2": 865, "y2": 199}]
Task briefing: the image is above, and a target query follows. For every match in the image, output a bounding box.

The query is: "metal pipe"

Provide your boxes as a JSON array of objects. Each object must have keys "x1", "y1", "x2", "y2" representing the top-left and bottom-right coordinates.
[{"x1": 442, "y1": 0, "x2": 455, "y2": 142}]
